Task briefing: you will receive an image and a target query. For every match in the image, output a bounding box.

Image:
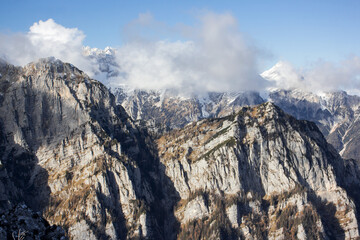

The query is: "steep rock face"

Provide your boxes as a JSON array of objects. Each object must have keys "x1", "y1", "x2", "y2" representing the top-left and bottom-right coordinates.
[
  {"x1": 158, "y1": 102, "x2": 360, "y2": 239},
  {"x1": 269, "y1": 89, "x2": 360, "y2": 160},
  {"x1": 0, "y1": 203, "x2": 66, "y2": 240},
  {"x1": 0, "y1": 58, "x2": 173, "y2": 239}
]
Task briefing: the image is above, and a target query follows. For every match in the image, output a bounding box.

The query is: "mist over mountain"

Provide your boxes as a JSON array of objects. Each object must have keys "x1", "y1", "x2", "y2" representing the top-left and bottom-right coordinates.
[
  {"x1": 261, "y1": 59, "x2": 360, "y2": 95},
  {"x1": 2, "y1": 16, "x2": 360, "y2": 96},
  {"x1": 0, "y1": 14, "x2": 268, "y2": 94},
  {"x1": 81, "y1": 48, "x2": 360, "y2": 162}
]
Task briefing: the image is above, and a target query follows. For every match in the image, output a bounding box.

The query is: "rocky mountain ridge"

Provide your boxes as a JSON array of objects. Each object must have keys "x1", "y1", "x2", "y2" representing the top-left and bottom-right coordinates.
[
  {"x1": 84, "y1": 47, "x2": 360, "y2": 160},
  {"x1": 112, "y1": 85, "x2": 360, "y2": 161},
  {"x1": 158, "y1": 102, "x2": 360, "y2": 239},
  {"x1": 0, "y1": 58, "x2": 359, "y2": 239},
  {"x1": 0, "y1": 58, "x2": 172, "y2": 239},
  {"x1": 113, "y1": 87, "x2": 264, "y2": 134},
  {"x1": 269, "y1": 89, "x2": 360, "y2": 160}
]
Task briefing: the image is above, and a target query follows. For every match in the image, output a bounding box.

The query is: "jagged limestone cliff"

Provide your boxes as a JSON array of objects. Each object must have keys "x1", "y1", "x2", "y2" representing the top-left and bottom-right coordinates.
[
  {"x1": 269, "y1": 89, "x2": 360, "y2": 161},
  {"x1": 0, "y1": 58, "x2": 359, "y2": 239},
  {"x1": 158, "y1": 102, "x2": 360, "y2": 239},
  {"x1": 0, "y1": 58, "x2": 173, "y2": 239}
]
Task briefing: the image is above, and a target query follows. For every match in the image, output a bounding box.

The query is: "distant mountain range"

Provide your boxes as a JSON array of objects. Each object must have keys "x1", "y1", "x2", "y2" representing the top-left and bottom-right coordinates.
[{"x1": 83, "y1": 47, "x2": 360, "y2": 161}]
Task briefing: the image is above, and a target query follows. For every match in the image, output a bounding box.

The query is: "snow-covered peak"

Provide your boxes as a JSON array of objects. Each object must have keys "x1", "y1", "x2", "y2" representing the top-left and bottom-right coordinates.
[
  {"x1": 261, "y1": 61, "x2": 304, "y2": 90},
  {"x1": 83, "y1": 46, "x2": 115, "y2": 57},
  {"x1": 82, "y1": 46, "x2": 120, "y2": 85}
]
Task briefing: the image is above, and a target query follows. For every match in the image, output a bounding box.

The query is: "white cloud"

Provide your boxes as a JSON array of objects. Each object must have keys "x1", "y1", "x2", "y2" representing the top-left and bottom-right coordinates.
[
  {"x1": 29, "y1": 19, "x2": 84, "y2": 45},
  {"x1": 304, "y1": 57, "x2": 360, "y2": 92},
  {"x1": 0, "y1": 14, "x2": 269, "y2": 94},
  {"x1": 0, "y1": 19, "x2": 92, "y2": 74},
  {"x1": 112, "y1": 41, "x2": 197, "y2": 91},
  {"x1": 2, "y1": 15, "x2": 360, "y2": 95},
  {"x1": 0, "y1": 33, "x2": 35, "y2": 66},
  {"x1": 262, "y1": 57, "x2": 360, "y2": 94},
  {"x1": 109, "y1": 12, "x2": 269, "y2": 94},
  {"x1": 261, "y1": 61, "x2": 304, "y2": 90}
]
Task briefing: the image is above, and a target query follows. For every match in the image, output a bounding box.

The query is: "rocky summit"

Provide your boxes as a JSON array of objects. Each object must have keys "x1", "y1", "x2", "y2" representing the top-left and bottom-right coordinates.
[
  {"x1": 113, "y1": 86, "x2": 360, "y2": 162},
  {"x1": 0, "y1": 58, "x2": 168, "y2": 239},
  {"x1": 158, "y1": 102, "x2": 360, "y2": 239},
  {"x1": 0, "y1": 58, "x2": 359, "y2": 239}
]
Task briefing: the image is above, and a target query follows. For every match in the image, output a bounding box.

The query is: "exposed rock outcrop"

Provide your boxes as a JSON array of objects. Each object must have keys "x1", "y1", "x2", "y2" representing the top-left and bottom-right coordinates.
[
  {"x1": 0, "y1": 58, "x2": 174, "y2": 239},
  {"x1": 269, "y1": 89, "x2": 360, "y2": 161},
  {"x1": 0, "y1": 203, "x2": 66, "y2": 240},
  {"x1": 158, "y1": 102, "x2": 360, "y2": 239}
]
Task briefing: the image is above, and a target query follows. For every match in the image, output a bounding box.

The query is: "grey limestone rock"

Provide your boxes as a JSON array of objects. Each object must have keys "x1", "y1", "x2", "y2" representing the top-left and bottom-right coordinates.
[{"x1": 1, "y1": 58, "x2": 359, "y2": 239}]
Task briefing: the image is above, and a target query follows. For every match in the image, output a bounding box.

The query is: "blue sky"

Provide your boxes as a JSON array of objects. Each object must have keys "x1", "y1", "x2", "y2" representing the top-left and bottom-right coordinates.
[
  {"x1": 1, "y1": 0, "x2": 359, "y2": 69},
  {"x1": 0, "y1": 0, "x2": 360, "y2": 66}
]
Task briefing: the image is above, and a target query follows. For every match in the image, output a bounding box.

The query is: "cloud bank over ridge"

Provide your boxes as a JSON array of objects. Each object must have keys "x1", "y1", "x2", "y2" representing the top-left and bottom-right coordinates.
[
  {"x1": 262, "y1": 58, "x2": 360, "y2": 94},
  {"x1": 112, "y1": 12, "x2": 268, "y2": 93},
  {"x1": 0, "y1": 13, "x2": 268, "y2": 93},
  {"x1": 0, "y1": 14, "x2": 360, "y2": 95}
]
